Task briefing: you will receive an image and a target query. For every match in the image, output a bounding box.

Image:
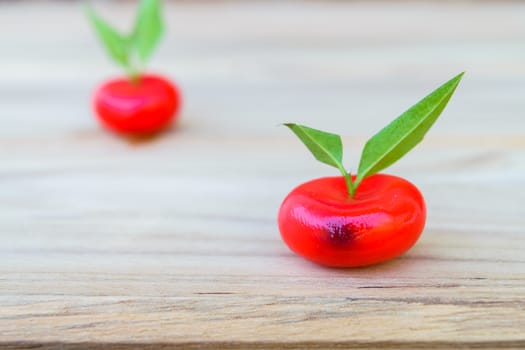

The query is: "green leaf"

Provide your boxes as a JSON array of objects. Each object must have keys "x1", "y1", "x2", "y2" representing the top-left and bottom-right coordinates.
[
  {"x1": 132, "y1": 0, "x2": 164, "y2": 63},
  {"x1": 284, "y1": 123, "x2": 356, "y2": 196},
  {"x1": 356, "y1": 72, "x2": 464, "y2": 187},
  {"x1": 284, "y1": 123, "x2": 344, "y2": 169},
  {"x1": 86, "y1": 6, "x2": 130, "y2": 68}
]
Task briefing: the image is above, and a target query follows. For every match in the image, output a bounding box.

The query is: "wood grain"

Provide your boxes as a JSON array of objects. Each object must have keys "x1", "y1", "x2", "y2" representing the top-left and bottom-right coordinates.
[{"x1": 1, "y1": 1, "x2": 525, "y2": 349}]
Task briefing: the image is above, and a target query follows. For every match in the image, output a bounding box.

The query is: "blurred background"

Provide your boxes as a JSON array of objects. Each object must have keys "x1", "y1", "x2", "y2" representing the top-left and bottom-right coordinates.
[{"x1": 2, "y1": 0, "x2": 525, "y2": 139}]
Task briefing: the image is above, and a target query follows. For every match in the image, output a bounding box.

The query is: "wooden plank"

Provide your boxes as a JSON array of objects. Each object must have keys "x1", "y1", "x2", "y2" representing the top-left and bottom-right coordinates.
[{"x1": 1, "y1": 1, "x2": 524, "y2": 348}]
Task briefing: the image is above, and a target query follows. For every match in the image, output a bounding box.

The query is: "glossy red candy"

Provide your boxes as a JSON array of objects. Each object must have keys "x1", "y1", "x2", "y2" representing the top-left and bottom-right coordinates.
[
  {"x1": 278, "y1": 174, "x2": 426, "y2": 267},
  {"x1": 94, "y1": 74, "x2": 181, "y2": 134}
]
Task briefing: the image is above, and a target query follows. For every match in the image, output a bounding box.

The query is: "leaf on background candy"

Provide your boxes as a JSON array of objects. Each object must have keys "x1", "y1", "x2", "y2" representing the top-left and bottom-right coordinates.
[
  {"x1": 284, "y1": 123, "x2": 344, "y2": 169},
  {"x1": 355, "y1": 72, "x2": 464, "y2": 188},
  {"x1": 132, "y1": 0, "x2": 165, "y2": 62},
  {"x1": 86, "y1": 6, "x2": 130, "y2": 68}
]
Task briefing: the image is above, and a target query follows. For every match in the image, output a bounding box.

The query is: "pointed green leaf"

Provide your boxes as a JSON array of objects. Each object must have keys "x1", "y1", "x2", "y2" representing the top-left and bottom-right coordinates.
[
  {"x1": 132, "y1": 0, "x2": 164, "y2": 63},
  {"x1": 284, "y1": 123, "x2": 344, "y2": 169},
  {"x1": 86, "y1": 6, "x2": 130, "y2": 68},
  {"x1": 284, "y1": 123, "x2": 356, "y2": 196},
  {"x1": 356, "y1": 72, "x2": 464, "y2": 186}
]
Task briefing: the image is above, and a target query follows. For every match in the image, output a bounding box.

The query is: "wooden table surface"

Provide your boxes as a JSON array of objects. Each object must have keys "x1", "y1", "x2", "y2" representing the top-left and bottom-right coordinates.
[{"x1": 1, "y1": 1, "x2": 525, "y2": 349}]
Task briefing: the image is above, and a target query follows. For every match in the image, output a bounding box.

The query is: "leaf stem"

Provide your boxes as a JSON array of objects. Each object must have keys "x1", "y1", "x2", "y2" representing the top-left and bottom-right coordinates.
[
  {"x1": 336, "y1": 164, "x2": 355, "y2": 198},
  {"x1": 352, "y1": 175, "x2": 363, "y2": 194},
  {"x1": 126, "y1": 57, "x2": 142, "y2": 85},
  {"x1": 127, "y1": 69, "x2": 140, "y2": 85}
]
